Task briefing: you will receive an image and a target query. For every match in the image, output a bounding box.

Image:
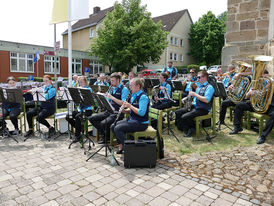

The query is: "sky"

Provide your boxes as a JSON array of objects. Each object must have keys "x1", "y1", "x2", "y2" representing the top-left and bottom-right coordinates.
[{"x1": 0, "y1": 0, "x2": 227, "y2": 47}]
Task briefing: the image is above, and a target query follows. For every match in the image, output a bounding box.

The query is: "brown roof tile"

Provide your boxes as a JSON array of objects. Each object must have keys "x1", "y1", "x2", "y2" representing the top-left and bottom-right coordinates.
[
  {"x1": 62, "y1": 6, "x2": 114, "y2": 35},
  {"x1": 153, "y1": 9, "x2": 188, "y2": 31}
]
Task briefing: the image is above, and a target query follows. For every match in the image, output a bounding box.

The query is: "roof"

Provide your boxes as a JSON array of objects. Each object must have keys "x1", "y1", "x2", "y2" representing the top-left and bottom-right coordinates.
[
  {"x1": 62, "y1": 6, "x2": 114, "y2": 35},
  {"x1": 152, "y1": 9, "x2": 189, "y2": 31}
]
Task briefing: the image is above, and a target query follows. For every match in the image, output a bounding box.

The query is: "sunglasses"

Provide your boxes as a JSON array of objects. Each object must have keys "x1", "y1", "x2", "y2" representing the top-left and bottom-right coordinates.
[
  {"x1": 190, "y1": 72, "x2": 195, "y2": 73},
  {"x1": 197, "y1": 76, "x2": 203, "y2": 79}
]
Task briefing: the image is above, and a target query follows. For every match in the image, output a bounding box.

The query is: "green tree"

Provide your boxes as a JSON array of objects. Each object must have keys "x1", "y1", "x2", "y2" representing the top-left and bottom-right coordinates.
[
  {"x1": 89, "y1": 0, "x2": 168, "y2": 73},
  {"x1": 188, "y1": 11, "x2": 225, "y2": 65}
]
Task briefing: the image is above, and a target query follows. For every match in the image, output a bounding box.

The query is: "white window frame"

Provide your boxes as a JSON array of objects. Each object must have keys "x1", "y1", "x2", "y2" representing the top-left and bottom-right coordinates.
[
  {"x1": 44, "y1": 56, "x2": 60, "y2": 74},
  {"x1": 10, "y1": 52, "x2": 34, "y2": 73},
  {"x1": 72, "y1": 58, "x2": 82, "y2": 75},
  {"x1": 174, "y1": 38, "x2": 178, "y2": 46},
  {"x1": 170, "y1": 37, "x2": 174, "y2": 45},
  {"x1": 170, "y1": 52, "x2": 173, "y2": 60},
  {"x1": 89, "y1": 28, "x2": 94, "y2": 38},
  {"x1": 180, "y1": 54, "x2": 183, "y2": 62},
  {"x1": 180, "y1": 39, "x2": 184, "y2": 47},
  {"x1": 174, "y1": 53, "x2": 177, "y2": 61},
  {"x1": 89, "y1": 60, "x2": 105, "y2": 75}
]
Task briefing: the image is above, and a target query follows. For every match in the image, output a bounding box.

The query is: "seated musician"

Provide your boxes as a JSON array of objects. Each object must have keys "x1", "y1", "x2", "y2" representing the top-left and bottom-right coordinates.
[
  {"x1": 24, "y1": 75, "x2": 56, "y2": 137},
  {"x1": 94, "y1": 73, "x2": 109, "y2": 86},
  {"x1": 182, "y1": 69, "x2": 198, "y2": 98},
  {"x1": 112, "y1": 78, "x2": 150, "y2": 154},
  {"x1": 222, "y1": 64, "x2": 236, "y2": 89},
  {"x1": 123, "y1": 71, "x2": 136, "y2": 87},
  {"x1": 66, "y1": 76, "x2": 93, "y2": 143},
  {"x1": 162, "y1": 61, "x2": 178, "y2": 80},
  {"x1": 1, "y1": 77, "x2": 21, "y2": 135},
  {"x1": 175, "y1": 71, "x2": 215, "y2": 137},
  {"x1": 72, "y1": 75, "x2": 78, "y2": 87},
  {"x1": 89, "y1": 73, "x2": 129, "y2": 144},
  {"x1": 229, "y1": 71, "x2": 271, "y2": 135},
  {"x1": 152, "y1": 72, "x2": 173, "y2": 110}
]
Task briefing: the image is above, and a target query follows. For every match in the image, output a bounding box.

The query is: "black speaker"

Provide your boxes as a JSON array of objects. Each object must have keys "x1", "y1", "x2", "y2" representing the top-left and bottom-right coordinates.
[{"x1": 124, "y1": 140, "x2": 157, "y2": 168}]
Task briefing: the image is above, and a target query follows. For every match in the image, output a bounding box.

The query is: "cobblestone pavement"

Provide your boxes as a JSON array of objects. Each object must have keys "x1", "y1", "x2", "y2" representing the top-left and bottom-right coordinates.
[{"x1": 0, "y1": 134, "x2": 272, "y2": 206}]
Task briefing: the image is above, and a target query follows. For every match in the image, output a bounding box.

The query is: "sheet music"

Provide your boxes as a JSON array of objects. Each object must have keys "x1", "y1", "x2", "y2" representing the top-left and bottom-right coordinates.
[
  {"x1": 97, "y1": 93, "x2": 115, "y2": 112},
  {"x1": 58, "y1": 87, "x2": 72, "y2": 101},
  {"x1": 31, "y1": 87, "x2": 46, "y2": 101}
]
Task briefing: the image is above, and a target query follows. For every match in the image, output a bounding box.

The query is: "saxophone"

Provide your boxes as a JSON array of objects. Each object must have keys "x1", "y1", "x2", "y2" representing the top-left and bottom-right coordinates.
[
  {"x1": 182, "y1": 82, "x2": 193, "y2": 111},
  {"x1": 249, "y1": 55, "x2": 273, "y2": 113},
  {"x1": 227, "y1": 61, "x2": 252, "y2": 103}
]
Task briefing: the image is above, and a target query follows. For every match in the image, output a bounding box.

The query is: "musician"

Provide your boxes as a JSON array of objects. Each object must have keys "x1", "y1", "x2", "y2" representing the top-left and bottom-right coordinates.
[
  {"x1": 123, "y1": 71, "x2": 136, "y2": 87},
  {"x1": 112, "y1": 78, "x2": 150, "y2": 154},
  {"x1": 1, "y1": 77, "x2": 21, "y2": 135},
  {"x1": 222, "y1": 64, "x2": 236, "y2": 89},
  {"x1": 24, "y1": 75, "x2": 56, "y2": 137},
  {"x1": 94, "y1": 73, "x2": 109, "y2": 86},
  {"x1": 72, "y1": 75, "x2": 78, "y2": 87},
  {"x1": 89, "y1": 73, "x2": 129, "y2": 144},
  {"x1": 162, "y1": 61, "x2": 178, "y2": 80},
  {"x1": 182, "y1": 69, "x2": 198, "y2": 98},
  {"x1": 66, "y1": 76, "x2": 93, "y2": 143},
  {"x1": 152, "y1": 72, "x2": 173, "y2": 110},
  {"x1": 229, "y1": 71, "x2": 269, "y2": 135},
  {"x1": 175, "y1": 71, "x2": 215, "y2": 137}
]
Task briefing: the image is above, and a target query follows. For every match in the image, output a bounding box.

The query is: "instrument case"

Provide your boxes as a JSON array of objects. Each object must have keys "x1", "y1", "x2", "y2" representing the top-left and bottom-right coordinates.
[{"x1": 124, "y1": 139, "x2": 157, "y2": 168}]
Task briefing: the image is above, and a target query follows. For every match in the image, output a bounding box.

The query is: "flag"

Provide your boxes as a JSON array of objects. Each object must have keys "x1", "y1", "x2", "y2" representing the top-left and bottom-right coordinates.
[
  {"x1": 50, "y1": 0, "x2": 89, "y2": 24},
  {"x1": 33, "y1": 51, "x2": 40, "y2": 63},
  {"x1": 44, "y1": 51, "x2": 55, "y2": 56}
]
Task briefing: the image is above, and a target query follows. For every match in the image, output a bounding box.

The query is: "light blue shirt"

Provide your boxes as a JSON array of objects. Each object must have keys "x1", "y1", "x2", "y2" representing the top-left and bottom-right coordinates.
[
  {"x1": 162, "y1": 67, "x2": 178, "y2": 80},
  {"x1": 159, "y1": 82, "x2": 172, "y2": 100},
  {"x1": 108, "y1": 84, "x2": 130, "y2": 103},
  {"x1": 193, "y1": 81, "x2": 214, "y2": 108},
  {"x1": 44, "y1": 85, "x2": 56, "y2": 100},
  {"x1": 185, "y1": 76, "x2": 198, "y2": 92},
  {"x1": 72, "y1": 80, "x2": 77, "y2": 87},
  {"x1": 94, "y1": 80, "x2": 109, "y2": 86},
  {"x1": 130, "y1": 90, "x2": 149, "y2": 124},
  {"x1": 223, "y1": 72, "x2": 236, "y2": 88},
  {"x1": 78, "y1": 86, "x2": 93, "y2": 112}
]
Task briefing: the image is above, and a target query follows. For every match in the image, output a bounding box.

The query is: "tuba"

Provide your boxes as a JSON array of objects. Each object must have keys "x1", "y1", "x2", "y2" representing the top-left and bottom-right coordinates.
[
  {"x1": 249, "y1": 55, "x2": 273, "y2": 113},
  {"x1": 227, "y1": 61, "x2": 252, "y2": 103}
]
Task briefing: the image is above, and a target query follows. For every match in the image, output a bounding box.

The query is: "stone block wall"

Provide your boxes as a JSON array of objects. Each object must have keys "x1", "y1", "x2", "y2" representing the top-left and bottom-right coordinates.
[{"x1": 222, "y1": 0, "x2": 274, "y2": 73}]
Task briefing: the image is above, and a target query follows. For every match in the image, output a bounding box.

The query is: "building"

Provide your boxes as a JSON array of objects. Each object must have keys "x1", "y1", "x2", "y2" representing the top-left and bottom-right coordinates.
[
  {"x1": 222, "y1": 0, "x2": 274, "y2": 72},
  {"x1": 62, "y1": 6, "x2": 194, "y2": 72},
  {"x1": 0, "y1": 40, "x2": 100, "y2": 82}
]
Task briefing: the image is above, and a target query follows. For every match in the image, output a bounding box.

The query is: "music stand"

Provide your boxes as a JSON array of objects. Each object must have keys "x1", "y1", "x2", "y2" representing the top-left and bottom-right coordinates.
[
  {"x1": 99, "y1": 85, "x2": 109, "y2": 93},
  {"x1": 151, "y1": 79, "x2": 160, "y2": 87},
  {"x1": 0, "y1": 88, "x2": 23, "y2": 143},
  {"x1": 86, "y1": 93, "x2": 119, "y2": 166},
  {"x1": 172, "y1": 80, "x2": 184, "y2": 91},
  {"x1": 89, "y1": 78, "x2": 97, "y2": 86},
  {"x1": 90, "y1": 85, "x2": 99, "y2": 93}
]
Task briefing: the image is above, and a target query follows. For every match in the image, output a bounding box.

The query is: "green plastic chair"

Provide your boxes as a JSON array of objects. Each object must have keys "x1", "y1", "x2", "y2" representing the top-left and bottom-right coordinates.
[{"x1": 247, "y1": 112, "x2": 270, "y2": 135}]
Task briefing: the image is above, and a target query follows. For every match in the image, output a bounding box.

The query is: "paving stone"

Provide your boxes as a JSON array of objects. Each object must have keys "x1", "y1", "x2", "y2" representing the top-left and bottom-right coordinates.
[
  {"x1": 115, "y1": 194, "x2": 132, "y2": 204},
  {"x1": 71, "y1": 196, "x2": 90, "y2": 206},
  {"x1": 160, "y1": 191, "x2": 179, "y2": 201},
  {"x1": 184, "y1": 191, "x2": 199, "y2": 200},
  {"x1": 235, "y1": 198, "x2": 253, "y2": 206},
  {"x1": 149, "y1": 196, "x2": 171, "y2": 206},
  {"x1": 44, "y1": 190, "x2": 62, "y2": 200},
  {"x1": 126, "y1": 189, "x2": 140, "y2": 197},
  {"x1": 58, "y1": 184, "x2": 79, "y2": 195},
  {"x1": 157, "y1": 182, "x2": 173, "y2": 190},
  {"x1": 195, "y1": 195, "x2": 214, "y2": 206},
  {"x1": 211, "y1": 198, "x2": 233, "y2": 206},
  {"x1": 204, "y1": 191, "x2": 218, "y2": 199},
  {"x1": 135, "y1": 193, "x2": 154, "y2": 204},
  {"x1": 169, "y1": 185, "x2": 189, "y2": 196},
  {"x1": 250, "y1": 198, "x2": 261, "y2": 205},
  {"x1": 194, "y1": 184, "x2": 210, "y2": 192},
  {"x1": 220, "y1": 192, "x2": 238, "y2": 203},
  {"x1": 176, "y1": 196, "x2": 193, "y2": 206},
  {"x1": 40, "y1": 200, "x2": 59, "y2": 206}
]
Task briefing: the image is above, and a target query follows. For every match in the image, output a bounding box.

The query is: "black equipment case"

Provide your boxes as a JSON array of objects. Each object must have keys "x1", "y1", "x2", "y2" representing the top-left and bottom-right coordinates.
[{"x1": 124, "y1": 140, "x2": 157, "y2": 168}]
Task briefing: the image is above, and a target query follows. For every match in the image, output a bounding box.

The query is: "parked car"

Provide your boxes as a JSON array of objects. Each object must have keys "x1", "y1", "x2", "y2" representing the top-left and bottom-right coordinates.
[
  {"x1": 199, "y1": 65, "x2": 207, "y2": 71},
  {"x1": 140, "y1": 69, "x2": 157, "y2": 77},
  {"x1": 207, "y1": 65, "x2": 220, "y2": 74}
]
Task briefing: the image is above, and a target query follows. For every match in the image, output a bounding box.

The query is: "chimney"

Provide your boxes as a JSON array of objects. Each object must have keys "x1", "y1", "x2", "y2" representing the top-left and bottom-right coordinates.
[{"x1": 93, "y1": 6, "x2": 101, "y2": 14}]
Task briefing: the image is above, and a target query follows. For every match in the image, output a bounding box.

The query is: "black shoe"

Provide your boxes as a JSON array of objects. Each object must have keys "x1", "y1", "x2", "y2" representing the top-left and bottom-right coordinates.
[
  {"x1": 72, "y1": 136, "x2": 80, "y2": 143},
  {"x1": 229, "y1": 127, "x2": 243, "y2": 135},
  {"x1": 24, "y1": 130, "x2": 33, "y2": 137},
  {"x1": 48, "y1": 127, "x2": 55, "y2": 134},
  {"x1": 184, "y1": 129, "x2": 193, "y2": 137},
  {"x1": 116, "y1": 149, "x2": 124, "y2": 154},
  {"x1": 257, "y1": 136, "x2": 266, "y2": 144}
]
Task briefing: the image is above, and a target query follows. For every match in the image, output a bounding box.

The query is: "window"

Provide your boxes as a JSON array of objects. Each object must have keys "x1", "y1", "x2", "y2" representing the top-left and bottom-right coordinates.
[
  {"x1": 170, "y1": 53, "x2": 173, "y2": 60},
  {"x1": 89, "y1": 28, "x2": 94, "y2": 38},
  {"x1": 174, "y1": 53, "x2": 177, "y2": 61},
  {"x1": 89, "y1": 60, "x2": 105, "y2": 74},
  {"x1": 10, "y1": 52, "x2": 34, "y2": 72},
  {"x1": 170, "y1": 37, "x2": 174, "y2": 45},
  {"x1": 180, "y1": 39, "x2": 184, "y2": 46},
  {"x1": 180, "y1": 54, "x2": 183, "y2": 62},
  {"x1": 44, "y1": 56, "x2": 60, "y2": 74},
  {"x1": 174, "y1": 38, "x2": 178, "y2": 45},
  {"x1": 72, "y1": 59, "x2": 82, "y2": 75}
]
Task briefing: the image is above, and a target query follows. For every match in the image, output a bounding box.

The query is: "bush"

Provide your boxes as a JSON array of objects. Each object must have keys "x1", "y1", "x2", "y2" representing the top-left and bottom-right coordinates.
[
  {"x1": 18, "y1": 77, "x2": 28, "y2": 81},
  {"x1": 187, "y1": 64, "x2": 199, "y2": 73}
]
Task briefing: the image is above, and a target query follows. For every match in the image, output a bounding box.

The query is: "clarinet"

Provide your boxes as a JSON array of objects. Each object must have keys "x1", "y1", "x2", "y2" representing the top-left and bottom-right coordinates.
[{"x1": 113, "y1": 91, "x2": 131, "y2": 126}]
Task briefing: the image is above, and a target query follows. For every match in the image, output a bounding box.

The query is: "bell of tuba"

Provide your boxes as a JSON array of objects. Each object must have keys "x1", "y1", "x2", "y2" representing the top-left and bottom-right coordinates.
[
  {"x1": 227, "y1": 61, "x2": 252, "y2": 104},
  {"x1": 249, "y1": 55, "x2": 273, "y2": 114}
]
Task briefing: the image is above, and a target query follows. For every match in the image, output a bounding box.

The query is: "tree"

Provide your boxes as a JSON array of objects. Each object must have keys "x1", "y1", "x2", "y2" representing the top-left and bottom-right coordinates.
[
  {"x1": 89, "y1": 0, "x2": 168, "y2": 73},
  {"x1": 188, "y1": 11, "x2": 225, "y2": 66}
]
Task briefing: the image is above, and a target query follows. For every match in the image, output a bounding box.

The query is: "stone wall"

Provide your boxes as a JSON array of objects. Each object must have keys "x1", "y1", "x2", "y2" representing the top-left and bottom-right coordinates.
[{"x1": 222, "y1": 0, "x2": 274, "y2": 72}]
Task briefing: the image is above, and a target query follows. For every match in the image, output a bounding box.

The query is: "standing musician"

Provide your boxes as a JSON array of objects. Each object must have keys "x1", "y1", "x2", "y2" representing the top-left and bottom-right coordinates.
[
  {"x1": 89, "y1": 73, "x2": 129, "y2": 144},
  {"x1": 94, "y1": 73, "x2": 109, "y2": 86},
  {"x1": 66, "y1": 76, "x2": 93, "y2": 143},
  {"x1": 182, "y1": 69, "x2": 198, "y2": 98},
  {"x1": 175, "y1": 71, "x2": 215, "y2": 137},
  {"x1": 72, "y1": 75, "x2": 79, "y2": 87},
  {"x1": 152, "y1": 72, "x2": 173, "y2": 110},
  {"x1": 112, "y1": 78, "x2": 150, "y2": 154},
  {"x1": 0, "y1": 76, "x2": 21, "y2": 135},
  {"x1": 24, "y1": 75, "x2": 56, "y2": 137},
  {"x1": 162, "y1": 61, "x2": 178, "y2": 80}
]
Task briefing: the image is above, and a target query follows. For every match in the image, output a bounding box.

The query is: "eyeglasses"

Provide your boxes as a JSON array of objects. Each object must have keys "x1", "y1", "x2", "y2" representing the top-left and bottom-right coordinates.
[
  {"x1": 190, "y1": 72, "x2": 195, "y2": 74},
  {"x1": 197, "y1": 76, "x2": 203, "y2": 79}
]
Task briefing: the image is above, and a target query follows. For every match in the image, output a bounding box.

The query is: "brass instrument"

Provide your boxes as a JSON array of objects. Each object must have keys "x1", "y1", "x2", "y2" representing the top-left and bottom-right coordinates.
[
  {"x1": 182, "y1": 82, "x2": 193, "y2": 111},
  {"x1": 227, "y1": 61, "x2": 252, "y2": 104},
  {"x1": 249, "y1": 55, "x2": 273, "y2": 113}
]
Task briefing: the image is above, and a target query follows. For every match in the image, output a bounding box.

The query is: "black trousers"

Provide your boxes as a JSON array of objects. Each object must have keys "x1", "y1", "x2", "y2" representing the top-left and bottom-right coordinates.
[
  {"x1": 261, "y1": 105, "x2": 274, "y2": 138},
  {"x1": 182, "y1": 91, "x2": 189, "y2": 99},
  {"x1": 89, "y1": 111, "x2": 123, "y2": 141},
  {"x1": 233, "y1": 101, "x2": 253, "y2": 128},
  {"x1": 219, "y1": 99, "x2": 235, "y2": 123},
  {"x1": 175, "y1": 107, "x2": 209, "y2": 132},
  {"x1": 66, "y1": 110, "x2": 92, "y2": 137},
  {"x1": 112, "y1": 120, "x2": 148, "y2": 146},
  {"x1": 1, "y1": 108, "x2": 21, "y2": 130},
  {"x1": 152, "y1": 100, "x2": 172, "y2": 110},
  {"x1": 27, "y1": 107, "x2": 55, "y2": 129}
]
